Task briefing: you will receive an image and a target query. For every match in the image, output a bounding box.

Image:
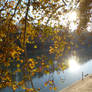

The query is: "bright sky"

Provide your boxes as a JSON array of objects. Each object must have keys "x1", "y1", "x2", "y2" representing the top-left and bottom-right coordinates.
[
  {"x1": 40, "y1": 0, "x2": 80, "y2": 32},
  {"x1": 12, "y1": 0, "x2": 92, "y2": 32},
  {"x1": 87, "y1": 8, "x2": 92, "y2": 32},
  {"x1": 59, "y1": 10, "x2": 79, "y2": 32}
]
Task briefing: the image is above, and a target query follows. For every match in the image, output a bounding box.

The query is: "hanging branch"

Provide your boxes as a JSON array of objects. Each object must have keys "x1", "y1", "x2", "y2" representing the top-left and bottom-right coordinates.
[
  {"x1": 23, "y1": 0, "x2": 30, "y2": 54},
  {"x1": 6, "y1": 0, "x2": 22, "y2": 41},
  {"x1": 23, "y1": 0, "x2": 36, "y2": 90}
]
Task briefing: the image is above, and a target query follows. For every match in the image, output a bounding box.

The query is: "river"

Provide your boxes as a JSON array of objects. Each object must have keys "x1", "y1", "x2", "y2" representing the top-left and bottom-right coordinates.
[{"x1": 1, "y1": 47, "x2": 92, "y2": 92}]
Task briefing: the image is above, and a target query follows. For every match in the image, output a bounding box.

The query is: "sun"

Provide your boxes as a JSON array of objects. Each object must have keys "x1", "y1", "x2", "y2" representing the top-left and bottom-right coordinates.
[
  {"x1": 68, "y1": 56, "x2": 80, "y2": 72},
  {"x1": 68, "y1": 11, "x2": 79, "y2": 32},
  {"x1": 68, "y1": 11, "x2": 77, "y2": 21},
  {"x1": 59, "y1": 10, "x2": 79, "y2": 32}
]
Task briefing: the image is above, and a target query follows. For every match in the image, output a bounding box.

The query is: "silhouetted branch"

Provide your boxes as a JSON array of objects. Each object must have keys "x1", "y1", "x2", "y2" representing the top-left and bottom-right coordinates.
[
  {"x1": 46, "y1": 1, "x2": 67, "y2": 26},
  {"x1": 62, "y1": 0, "x2": 67, "y2": 6},
  {"x1": 11, "y1": 0, "x2": 22, "y2": 20}
]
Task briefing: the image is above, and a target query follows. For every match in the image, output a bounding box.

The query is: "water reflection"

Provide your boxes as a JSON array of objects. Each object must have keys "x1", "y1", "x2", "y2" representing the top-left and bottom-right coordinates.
[
  {"x1": 1, "y1": 50, "x2": 92, "y2": 92},
  {"x1": 68, "y1": 56, "x2": 80, "y2": 72}
]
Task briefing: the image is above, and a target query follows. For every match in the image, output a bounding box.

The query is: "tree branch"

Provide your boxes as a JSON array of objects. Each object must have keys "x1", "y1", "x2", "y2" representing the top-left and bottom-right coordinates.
[
  {"x1": 46, "y1": 5, "x2": 64, "y2": 26},
  {"x1": 24, "y1": 0, "x2": 30, "y2": 48},
  {"x1": 62, "y1": 0, "x2": 67, "y2": 6},
  {"x1": 23, "y1": 0, "x2": 36, "y2": 90},
  {"x1": 0, "y1": 0, "x2": 22, "y2": 24},
  {"x1": 11, "y1": 0, "x2": 22, "y2": 20},
  {"x1": 46, "y1": 0, "x2": 67, "y2": 26}
]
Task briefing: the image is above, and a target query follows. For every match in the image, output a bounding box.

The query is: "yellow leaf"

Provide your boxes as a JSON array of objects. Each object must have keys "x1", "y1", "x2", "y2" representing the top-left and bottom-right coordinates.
[
  {"x1": 11, "y1": 50, "x2": 16, "y2": 57},
  {"x1": 44, "y1": 70, "x2": 49, "y2": 74},
  {"x1": 12, "y1": 85, "x2": 17, "y2": 91},
  {"x1": 49, "y1": 80, "x2": 53, "y2": 84},
  {"x1": 48, "y1": 59, "x2": 53, "y2": 65},
  {"x1": 34, "y1": 45, "x2": 37, "y2": 48},
  {"x1": 44, "y1": 82, "x2": 48, "y2": 87},
  {"x1": 29, "y1": 58, "x2": 33, "y2": 62},
  {"x1": 49, "y1": 87, "x2": 52, "y2": 90},
  {"x1": 29, "y1": 63, "x2": 35, "y2": 69},
  {"x1": 53, "y1": 87, "x2": 57, "y2": 91},
  {"x1": 0, "y1": 38, "x2": 2, "y2": 42},
  {"x1": 20, "y1": 60, "x2": 23, "y2": 63},
  {"x1": 46, "y1": 65, "x2": 49, "y2": 68},
  {"x1": 32, "y1": 72, "x2": 35, "y2": 76},
  {"x1": 37, "y1": 88, "x2": 40, "y2": 91},
  {"x1": 17, "y1": 64, "x2": 20, "y2": 68}
]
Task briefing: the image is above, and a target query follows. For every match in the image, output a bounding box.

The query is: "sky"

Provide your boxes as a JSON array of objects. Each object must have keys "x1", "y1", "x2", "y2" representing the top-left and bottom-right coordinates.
[{"x1": 3, "y1": 0, "x2": 91, "y2": 32}]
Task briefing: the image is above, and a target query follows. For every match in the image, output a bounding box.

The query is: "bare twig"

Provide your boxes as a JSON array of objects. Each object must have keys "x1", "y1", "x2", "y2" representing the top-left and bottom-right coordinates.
[
  {"x1": 10, "y1": 0, "x2": 22, "y2": 20},
  {"x1": 46, "y1": 5, "x2": 64, "y2": 26},
  {"x1": 0, "y1": 0, "x2": 22, "y2": 24},
  {"x1": 45, "y1": 0, "x2": 67, "y2": 26},
  {"x1": 0, "y1": 8, "x2": 5, "y2": 12},
  {"x1": 62, "y1": 0, "x2": 67, "y2": 6}
]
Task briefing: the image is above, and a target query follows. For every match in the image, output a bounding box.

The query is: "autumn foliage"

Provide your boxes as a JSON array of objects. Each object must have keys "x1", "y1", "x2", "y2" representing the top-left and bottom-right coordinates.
[{"x1": 0, "y1": 0, "x2": 92, "y2": 92}]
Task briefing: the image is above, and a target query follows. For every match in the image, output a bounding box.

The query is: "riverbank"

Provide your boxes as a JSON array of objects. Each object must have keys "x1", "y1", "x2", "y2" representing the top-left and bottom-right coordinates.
[{"x1": 60, "y1": 74, "x2": 92, "y2": 92}]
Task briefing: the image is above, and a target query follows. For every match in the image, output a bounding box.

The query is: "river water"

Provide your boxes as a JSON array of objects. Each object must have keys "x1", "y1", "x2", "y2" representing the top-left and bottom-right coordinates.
[
  {"x1": 30, "y1": 59, "x2": 92, "y2": 92},
  {"x1": 1, "y1": 47, "x2": 92, "y2": 92},
  {"x1": 1, "y1": 59, "x2": 92, "y2": 92}
]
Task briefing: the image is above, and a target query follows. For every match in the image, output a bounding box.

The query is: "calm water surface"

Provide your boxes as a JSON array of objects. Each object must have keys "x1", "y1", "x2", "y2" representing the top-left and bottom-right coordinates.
[{"x1": 1, "y1": 58, "x2": 92, "y2": 92}]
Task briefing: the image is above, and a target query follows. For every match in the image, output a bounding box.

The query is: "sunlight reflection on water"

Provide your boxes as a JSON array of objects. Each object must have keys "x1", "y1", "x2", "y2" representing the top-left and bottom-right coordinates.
[
  {"x1": 1, "y1": 57, "x2": 92, "y2": 92},
  {"x1": 68, "y1": 56, "x2": 80, "y2": 72}
]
